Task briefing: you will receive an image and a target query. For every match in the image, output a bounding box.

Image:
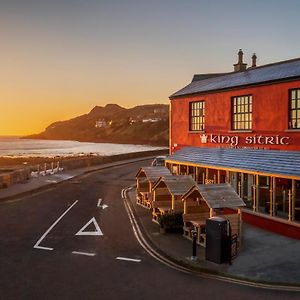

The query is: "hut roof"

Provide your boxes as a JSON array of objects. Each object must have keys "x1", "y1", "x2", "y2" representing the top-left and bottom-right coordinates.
[
  {"x1": 136, "y1": 166, "x2": 171, "y2": 182},
  {"x1": 183, "y1": 183, "x2": 246, "y2": 209},
  {"x1": 152, "y1": 175, "x2": 196, "y2": 196}
]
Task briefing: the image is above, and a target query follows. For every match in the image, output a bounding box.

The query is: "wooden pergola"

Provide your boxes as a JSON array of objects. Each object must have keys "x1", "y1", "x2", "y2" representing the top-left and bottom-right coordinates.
[
  {"x1": 151, "y1": 175, "x2": 196, "y2": 222},
  {"x1": 182, "y1": 183, "x2": 246, "y2": 247},
  {"x1": 135, "y1": 166, "x2": 171, "y2": 208}
]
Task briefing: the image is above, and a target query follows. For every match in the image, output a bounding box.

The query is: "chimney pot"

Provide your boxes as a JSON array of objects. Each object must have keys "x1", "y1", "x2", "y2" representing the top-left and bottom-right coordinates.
[
  {"x1": 252, "y1": 53, "x2": 257, "y2": 68},
  {"x1": 234, "y1": 49, "x2": 247, "y2": 72}
]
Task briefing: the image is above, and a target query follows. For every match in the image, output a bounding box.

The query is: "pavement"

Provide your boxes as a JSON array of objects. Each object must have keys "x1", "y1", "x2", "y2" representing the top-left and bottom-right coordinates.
[
  {"x1": 126, "y1": 188, "x2": 300, "y2": 288},
  {"x1": 1, "y1": 156, "x2": 300, "y2": 292}
]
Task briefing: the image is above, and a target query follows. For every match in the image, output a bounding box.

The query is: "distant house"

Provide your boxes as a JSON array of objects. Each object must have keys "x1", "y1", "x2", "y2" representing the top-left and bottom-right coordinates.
[{"x1": 95, "y1": 120, "x2": 108, "y2": 128}]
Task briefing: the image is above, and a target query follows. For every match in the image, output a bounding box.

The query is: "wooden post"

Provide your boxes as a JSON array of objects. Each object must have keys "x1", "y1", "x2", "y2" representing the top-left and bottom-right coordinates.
[
  {"x1": 255, "y1": 175, "x2": 259, "y2": 212},
  {"x1": 238, "y1": 208, "x2": 242, "y2": 247},
  {"x1": 240, "y1": 173, "x2": 244, "y2": 199},
  {"x1": 196, "y1": 167, "x2": 199, "y2": 183},
  {"x1": 209, "y1": 208, "x2": 213, "y2": 218},
  {"x1": 202, "y1": 172, "x2": 205, "y2": 184},
  {"x1": 178, "y1": 164, "x2": 181, "y2": 175},
  {"x1": 272, "y1": 177, "x2": 276, "y2": 216},
  {"x1": 252, "y1": 184, "x2": 256, "y2": 212},
  {"x1": 171, "y1": 194, "x2": 175, "y2": 211},
  {"x1": 217, "y1": 170, "x2": 220, "y2": 184},
  {"x1": 226, "y1": 171, "x2": 230, "y2": 183},
  {"x1": 288, "y1": 189, "x2": 292, "y2": 221},
  {"x1": 213, "y1": 174, "x2": 216, "y2": 184},
  {"x1": 183, "y1": 199, "x2": 187, "y2": 214},
  {"x1": 292, "y1": 179, "x2": 295, "y2": 222}
]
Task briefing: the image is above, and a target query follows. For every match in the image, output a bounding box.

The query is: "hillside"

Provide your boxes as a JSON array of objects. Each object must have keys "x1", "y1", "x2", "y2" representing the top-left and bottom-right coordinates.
[{"x1": 24, "y1": 104, "x2": 169, "y2": 146}]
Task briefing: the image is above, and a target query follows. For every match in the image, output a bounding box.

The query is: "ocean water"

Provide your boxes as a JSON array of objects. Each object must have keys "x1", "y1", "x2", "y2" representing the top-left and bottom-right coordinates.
[{"x1": 0, "y1": 137, "x2": 165, "y2": 158}]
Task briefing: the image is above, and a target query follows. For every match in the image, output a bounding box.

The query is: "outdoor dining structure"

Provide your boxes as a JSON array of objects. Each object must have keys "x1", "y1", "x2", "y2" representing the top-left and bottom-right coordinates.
[
  {"x1": 135, "y1": 166, "x2": 171, "y2": 208},
  {"x1": 151, "y1": 175, "x2": 196, "y2": 222},
  {"x1": 181, "y1": 183, "x2": 245, "y2": 250},
  {"x1": 135, "y1": 165, "x2": 246, "y2": 261}
]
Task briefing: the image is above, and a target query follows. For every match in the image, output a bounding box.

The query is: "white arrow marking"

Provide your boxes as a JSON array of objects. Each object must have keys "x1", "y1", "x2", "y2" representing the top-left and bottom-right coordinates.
[
  {"x1": 97, "y1": 198, "x2": 108, "y2": 209},
  {"x1": 75, "y1": 217, "x2": 103, "y2": 236},
  {"x1": 116, "y1": 257, "x2": 141, "y2": 263},
  {"x1": 97, "y1": 198, "x2": 102, "y2": 207},
  {"x1": 34, "y1": 200, "x2": 79, "y2": 251}
]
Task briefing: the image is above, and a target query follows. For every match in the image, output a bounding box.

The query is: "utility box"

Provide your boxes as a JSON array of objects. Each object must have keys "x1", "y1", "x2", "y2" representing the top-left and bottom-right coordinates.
[{"x1": 205, "y1": 217, "x2": 230, "y2": 264}]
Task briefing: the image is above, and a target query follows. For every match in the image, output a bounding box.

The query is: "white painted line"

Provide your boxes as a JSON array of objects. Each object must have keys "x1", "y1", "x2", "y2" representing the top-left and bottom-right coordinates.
[
  {"x1": 72, "y1": 251, "x2": 96, "y2": 257},
  {"x1": 101, "y1": 204, "x2": 108, "y2": 210},
  {"x1": 116, "y1": 257, "x2": 141, "y2": 263},
  {"x1": 33, "y1": 200, "x2": 79, "y2": 251},
  {"x1": 97, "y1": 198, "x2": 103, "y2": 207},
  {"x1": 75, "y1": 217, "x2": 103, "y2": 236}
]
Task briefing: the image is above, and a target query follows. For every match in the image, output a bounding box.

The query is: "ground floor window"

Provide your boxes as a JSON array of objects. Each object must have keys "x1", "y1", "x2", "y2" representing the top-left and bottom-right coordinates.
[{"x1": 168, "y1": 163, "x2": 300, "y2": 223}]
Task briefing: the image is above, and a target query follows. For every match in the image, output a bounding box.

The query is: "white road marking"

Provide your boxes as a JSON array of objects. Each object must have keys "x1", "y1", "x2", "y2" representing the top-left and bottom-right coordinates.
[
  {"x1": 75, "y1": 217, "x2": 103, "y2": 236},
  {"x1": 97, "y1": 198, "x2": 103, "y2": 207},
  {"x1": 116, "y1": 257, "x2": 141, "y2": 263},
  {"x1": 72, "y1": 251, "x2": 96, "y2": 257},
  {"x1": 97, "y1": 198, "x2": 108, "y2": 209},
  {"x1": 34, "y1": 200, "x2": 79, "y2": 251}
]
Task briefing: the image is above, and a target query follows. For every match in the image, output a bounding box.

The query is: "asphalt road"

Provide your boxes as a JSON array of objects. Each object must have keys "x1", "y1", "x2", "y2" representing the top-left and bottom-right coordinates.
[{"x1": 0, "y1": 160, "x2": 298, "y2": 300}]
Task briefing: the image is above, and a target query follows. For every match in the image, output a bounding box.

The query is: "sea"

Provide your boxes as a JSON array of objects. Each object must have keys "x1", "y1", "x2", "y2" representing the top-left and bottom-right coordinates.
[{"x1": 0, "y1": 137, "x2": 165, "y2": 158}]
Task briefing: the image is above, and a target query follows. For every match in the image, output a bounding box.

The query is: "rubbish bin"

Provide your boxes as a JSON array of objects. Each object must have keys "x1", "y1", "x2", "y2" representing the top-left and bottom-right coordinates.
[{"x1": 205, "y1": 216, "x2": 231, "y2": 264}]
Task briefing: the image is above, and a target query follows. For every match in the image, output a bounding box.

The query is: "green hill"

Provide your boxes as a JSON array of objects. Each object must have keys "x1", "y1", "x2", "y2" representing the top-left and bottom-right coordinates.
[{"x1": 24, "y1": 104, "x2": 169, "y2": 146}]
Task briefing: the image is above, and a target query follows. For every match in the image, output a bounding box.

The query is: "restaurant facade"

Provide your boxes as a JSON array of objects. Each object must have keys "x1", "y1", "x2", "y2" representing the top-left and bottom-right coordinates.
[{"x1": 166, "y1": 50, "x2": 300, "y2": 239}]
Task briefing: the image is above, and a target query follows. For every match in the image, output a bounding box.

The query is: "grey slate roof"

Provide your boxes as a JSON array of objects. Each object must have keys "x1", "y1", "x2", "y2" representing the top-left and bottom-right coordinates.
[
  {"x1": 170, "y1": 58, "x2": 300, "y2": 98},
  {"x1": 153, "y1": 175, "x2": 196, "y2": 196},
  {"x1": 197, "y1": 184, "x2": 245, "y2": 209},
  {"x1": 136, "y1": 166, "x2": 171, "y2": 182},
  {"x1": 166, "y1": 147, "x2": 300, "y2": 179}
]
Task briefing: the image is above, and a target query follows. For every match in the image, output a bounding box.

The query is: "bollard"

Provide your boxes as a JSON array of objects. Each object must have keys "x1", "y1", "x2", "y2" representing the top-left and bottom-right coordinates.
[{"x1": 191, "y1": 229, "x2": 198, "y2": 261}]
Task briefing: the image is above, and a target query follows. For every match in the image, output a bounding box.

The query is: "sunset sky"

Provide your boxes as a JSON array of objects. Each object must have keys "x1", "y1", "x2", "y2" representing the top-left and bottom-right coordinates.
[{"x1": 1, "y1": 0, "x2": 300, "y2": 136}]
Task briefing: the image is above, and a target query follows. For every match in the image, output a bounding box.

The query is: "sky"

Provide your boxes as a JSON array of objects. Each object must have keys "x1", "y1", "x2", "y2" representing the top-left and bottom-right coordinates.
[{"x1": 1, "y1": 0, "x2": 300, "y2": 136}]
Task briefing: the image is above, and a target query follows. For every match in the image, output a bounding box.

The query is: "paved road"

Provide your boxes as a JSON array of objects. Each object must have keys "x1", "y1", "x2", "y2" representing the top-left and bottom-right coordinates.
[{"x1": 0, "y1": 161, "x2": 298, "y2": 300}]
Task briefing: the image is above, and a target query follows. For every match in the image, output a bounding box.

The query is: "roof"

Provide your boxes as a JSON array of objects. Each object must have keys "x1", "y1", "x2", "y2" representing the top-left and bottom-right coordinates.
[
  {"x1": 166, "y1": 146, "x2": 300, "y2": 179},
  {"x1": 192, "y1": 73, "x2": 228, "y2": 82},
  {"x1": 184, "y1": 184, "x2": 245, "y2": 209},
  {"x1": 136, "y1": 166, "x2": 171, "y2": 182},
  {"x1": 152, "y1": 175, "x2": 196, "y2": 196},
  {"x1": 170, "y1": 57, "x2": 300, "y2": 98}
]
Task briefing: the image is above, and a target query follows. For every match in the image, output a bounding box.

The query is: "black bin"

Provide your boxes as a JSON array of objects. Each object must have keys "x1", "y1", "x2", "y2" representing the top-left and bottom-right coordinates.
[{"x1": 205, "y1": 217, "x2": 230, "y2": 264}]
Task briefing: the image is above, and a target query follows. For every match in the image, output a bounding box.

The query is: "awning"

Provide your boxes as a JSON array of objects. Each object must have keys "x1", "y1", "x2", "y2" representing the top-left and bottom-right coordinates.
[{"x1": 166, "y1": 146, "x2": 300, "y2": 179}]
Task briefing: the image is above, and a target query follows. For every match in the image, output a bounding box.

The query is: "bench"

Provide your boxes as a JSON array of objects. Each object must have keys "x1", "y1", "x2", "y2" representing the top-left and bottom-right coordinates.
[{"x1": 182, "y1": 212, "x2": 210, "y2": 239}]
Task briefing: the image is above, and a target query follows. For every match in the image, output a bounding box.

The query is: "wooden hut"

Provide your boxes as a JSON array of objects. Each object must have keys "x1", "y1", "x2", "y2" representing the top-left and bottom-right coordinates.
[
  {"x1": 135, "y1": 166, "x2": 171, "y2": 208},
  {"x1": 182, "y1": 183, "x2": 246, "y2": 248},
  {"x1": 151, "y1": 175, "x2": 196, "y2": 222}
]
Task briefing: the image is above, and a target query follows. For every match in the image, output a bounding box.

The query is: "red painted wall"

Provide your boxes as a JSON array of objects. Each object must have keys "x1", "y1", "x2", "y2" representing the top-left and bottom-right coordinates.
[{"x1": 171, "y1": 80, "x2": 300, "y2": 152}]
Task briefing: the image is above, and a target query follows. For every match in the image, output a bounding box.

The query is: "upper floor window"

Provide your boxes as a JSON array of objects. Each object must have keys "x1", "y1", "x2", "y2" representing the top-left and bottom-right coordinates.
[
  {"x1": 232, "y1": 95, "x2": 252, "y2": 130},
  {"x1": 189, "y1": 101, "x2": 205, "y2": 131},
  {"x1": 289, "y1": 89, "x2": 300, "y2": 129}
]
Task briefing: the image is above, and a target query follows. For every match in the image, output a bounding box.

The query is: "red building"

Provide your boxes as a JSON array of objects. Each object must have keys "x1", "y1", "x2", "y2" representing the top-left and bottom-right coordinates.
[{"x1": 166, "y1": 50, "x2": 300, "y2": 239}]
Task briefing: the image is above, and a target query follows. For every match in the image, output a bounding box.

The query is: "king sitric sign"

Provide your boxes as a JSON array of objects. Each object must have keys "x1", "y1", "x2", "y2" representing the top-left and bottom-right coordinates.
[{"x1": 200, "y1": 134, "x2": 290, "y2": 147}]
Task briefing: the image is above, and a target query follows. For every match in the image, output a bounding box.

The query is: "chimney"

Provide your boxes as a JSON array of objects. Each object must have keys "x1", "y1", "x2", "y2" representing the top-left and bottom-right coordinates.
[
  {"x1": 233, "y1": 49, "x2": 247, "y2": 72},
  {"x1": 251, "y1": 53, "x2": 257, "y2": 68}
]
